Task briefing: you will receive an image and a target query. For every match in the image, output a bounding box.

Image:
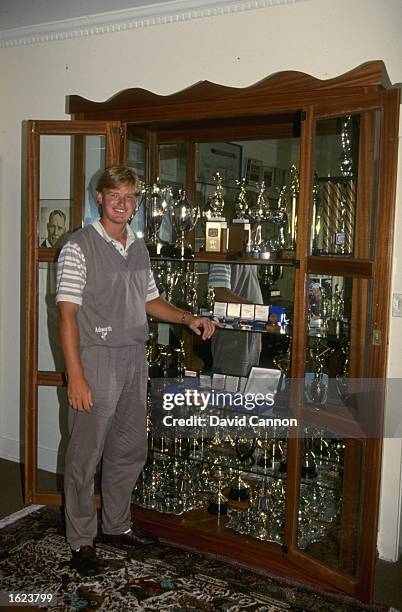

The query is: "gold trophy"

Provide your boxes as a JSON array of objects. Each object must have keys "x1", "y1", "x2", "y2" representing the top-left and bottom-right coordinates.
[
  {"x1": 205, "y1": 172, "x2": 228, "y2": 253},
  {"x1": 229, "y1": 177, "x2": 251, "y2": 254}
]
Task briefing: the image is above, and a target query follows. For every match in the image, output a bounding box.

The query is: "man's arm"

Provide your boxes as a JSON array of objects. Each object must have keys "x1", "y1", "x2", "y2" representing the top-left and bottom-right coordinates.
[
  {"x1": 145, "y1": 296, "x2": 220, "y2": 340},
  {"x1": 58, "y1": 301, "x2": 93, "y2": 412}
]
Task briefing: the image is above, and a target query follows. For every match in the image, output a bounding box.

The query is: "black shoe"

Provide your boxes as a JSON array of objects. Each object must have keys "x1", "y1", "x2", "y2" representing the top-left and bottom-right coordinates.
[
  {"x1": 71, "y1": 545, "x2": 104, "y2": 576},
  {"x1": 102, "y1": 528, "x2": 158, "y2": 547}
]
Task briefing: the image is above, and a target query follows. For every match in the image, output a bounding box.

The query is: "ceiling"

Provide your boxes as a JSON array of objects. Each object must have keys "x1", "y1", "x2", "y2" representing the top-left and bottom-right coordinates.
[{"x1": 0, "y1": 0, "x2": 181, "y2": 31}]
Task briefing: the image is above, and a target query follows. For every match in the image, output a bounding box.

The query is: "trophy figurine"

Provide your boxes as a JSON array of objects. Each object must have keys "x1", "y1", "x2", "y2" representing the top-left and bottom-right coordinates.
[
  {"x1": 169, "y1": 189, "x2": 199, "y2": 258},
  {"x1": 247, "y1": 181, "x2": 271, "y2": 258},
  {"x1": 207, "y1": 467, "x2": 229, "y2": 516},
  {"x1": 229, "y1": 178, "x2": 251, "y2": 254},
  {"x1": 205, "y1": 172, "x2": 228, "y2": 253}
]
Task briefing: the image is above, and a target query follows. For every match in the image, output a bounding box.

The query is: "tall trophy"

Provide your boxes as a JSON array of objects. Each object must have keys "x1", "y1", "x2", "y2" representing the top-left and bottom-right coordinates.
[
  {"x1": 277, "y1": 165, "x2": 299, "y2": 256},
  {"x1": 321, "y1": 115, "x2": 355, "y2": 255},
  {"x1": 205, "y1": 172, "x2": 228, "y2": 253},
  {"x1": 247, "y1": 180, "x2": 271, "y2": 258},
  {"x1": 169, "y1": 189, "x2": 199, "y2": 258},
  {"x1": 229, "y1": 177, "x2": 251, "y2": 254},
  {"x1": 144, "y1": 180, "x2": 170, "y2": 256}
]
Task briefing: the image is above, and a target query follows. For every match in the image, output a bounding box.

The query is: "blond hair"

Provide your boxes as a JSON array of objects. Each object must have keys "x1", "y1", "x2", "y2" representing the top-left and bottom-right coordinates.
[{"x1": 96, "y1": 166, "x2": 139, "y2": 192}]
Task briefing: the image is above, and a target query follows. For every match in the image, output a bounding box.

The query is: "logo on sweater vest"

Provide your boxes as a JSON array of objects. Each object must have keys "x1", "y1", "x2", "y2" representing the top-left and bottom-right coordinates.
[{"x1": 95, "y1": 325, "x2": 112, "y2": 341}]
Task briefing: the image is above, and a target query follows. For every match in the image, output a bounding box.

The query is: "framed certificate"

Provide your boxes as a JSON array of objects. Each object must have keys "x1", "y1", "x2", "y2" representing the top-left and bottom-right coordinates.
[
  {"x1": 213, "y1": 302, "x2": 227, "y2": 318},
  {"x1": 240, "y1": 303, "x2": 255, "y2": 320},
  {"x1": 227, "y1": 303, "x2": 241, "y2": 318},
  {"x1": 254, "y1": 305, "x2": 269, "y2": 321},
  {"x1": 212, "y1": 373, "x2": 226, "y2": 389}
]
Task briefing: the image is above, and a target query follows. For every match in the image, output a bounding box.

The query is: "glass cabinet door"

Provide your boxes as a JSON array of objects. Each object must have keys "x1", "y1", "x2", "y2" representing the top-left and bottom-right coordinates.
[{"x1": 24, "y1": 120, "x2": 122, "y2": 501}]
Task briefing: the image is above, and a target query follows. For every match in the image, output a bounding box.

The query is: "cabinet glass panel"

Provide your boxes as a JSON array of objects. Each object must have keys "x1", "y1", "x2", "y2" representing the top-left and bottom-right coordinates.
[
  {"x1": 38, "y1": 134, "x2": 106, "y2": 244},
  {"x1": 127, "y1": 139, "x2": 146, "y2": 237},
  {"x1": 37, "y1": 386, "x2": 68, "y2": 493},
  {"x1": 38, "y1": 263, "x2": 64, "y2": 372},
  {"x1": 297, "y1": 432, "x2": 363, "y2": 576},
  {"x1": 149, "y1": 260, "x2": 294, "y2": 377},
  {"x1": 158, "y1": 143, "x2": 187, "y2": 188},
  {"x1": 195, "y1": 138, "x2": 300, "y2": 256},
  {"x1": 127, "y1": 139, "x2": 145, "y2": 181},
  {"x1": 311, "y1": 111, "x2": 381, "y2": 258},
  {"x1": 134, "y1": 431, "x2": 287, "y2": 545}
]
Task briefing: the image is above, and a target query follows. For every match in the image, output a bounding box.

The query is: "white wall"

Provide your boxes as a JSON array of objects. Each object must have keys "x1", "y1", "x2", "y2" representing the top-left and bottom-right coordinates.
[{"x1": 1, "y1": 0, "x2": 402, "y2": 558}]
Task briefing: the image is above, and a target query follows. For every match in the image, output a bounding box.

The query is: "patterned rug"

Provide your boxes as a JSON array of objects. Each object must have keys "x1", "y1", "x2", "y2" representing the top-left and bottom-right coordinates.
[{"x1": 0, "y1": 507, "x2": 388, "y2": 611}]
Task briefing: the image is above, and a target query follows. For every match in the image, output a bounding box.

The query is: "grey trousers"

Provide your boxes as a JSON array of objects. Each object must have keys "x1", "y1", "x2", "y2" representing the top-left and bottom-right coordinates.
[{"x1": 64, "y1": 343, "x2": 148, "y2": 550}]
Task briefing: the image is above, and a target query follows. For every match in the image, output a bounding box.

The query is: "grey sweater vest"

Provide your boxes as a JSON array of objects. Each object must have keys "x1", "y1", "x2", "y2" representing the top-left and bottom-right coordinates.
[{"x1": 73, "y1": 225, "x2": 150, "y2": 347}]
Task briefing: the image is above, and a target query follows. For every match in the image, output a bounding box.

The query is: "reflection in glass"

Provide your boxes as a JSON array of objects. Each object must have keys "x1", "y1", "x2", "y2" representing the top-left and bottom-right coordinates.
[
  {"x1": 149, "y1": 260, "x2": 294, "y2": 377},
  {"x1": 312, "y1": 115, "x2": 359, "y2": 256},
  {"x1": 38, "y1": 263, "x2": 64, "y2": 372},
  {"x1": 195, "y1": 138, "x2": 300, "y2": 254},
  {"x1": 297, "y1": 431, "x2": 362, "y2": 576},
  {"x1": 38, "y1": 134, "x2": 106, "y2": 245},
  {"x1": 128, "y1": 139, "x2": 146, "y2": 236},
  {"x1": 158, "y1": 143, "x2": 187, "y2": 189},
  {"x1": 37, "y1": 386, "x2": 69, "y2": 493}
]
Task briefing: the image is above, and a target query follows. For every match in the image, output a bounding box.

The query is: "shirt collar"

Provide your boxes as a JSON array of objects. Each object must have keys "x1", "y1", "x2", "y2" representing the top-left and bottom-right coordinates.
[{"x1": 92, "y1": 219, "x2": 136, "y2": 249}]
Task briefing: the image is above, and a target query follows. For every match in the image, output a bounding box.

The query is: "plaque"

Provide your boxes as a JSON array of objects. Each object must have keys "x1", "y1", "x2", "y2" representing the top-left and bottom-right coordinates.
[
  {"x1": 240, "y1": 303, "x2": 255, "y2": 320},
  {"x1": 254, "y1": 305, "x2": 269, "y2": 321},
  {"x1": 213, "y1": 301, "x2": 227, "y2": 318},
  {"x1": 226, "y1": 303, "x2": 241, "y2": 318}
]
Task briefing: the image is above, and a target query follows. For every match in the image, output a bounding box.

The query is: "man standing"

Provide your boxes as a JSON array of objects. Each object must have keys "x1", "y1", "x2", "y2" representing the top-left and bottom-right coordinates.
[
  {"x1": 208, "y1": 263, "x2": 262, "y2": 377},
  {"x1": 57, "y1": 166, "x2": 217, "y2": 575}
]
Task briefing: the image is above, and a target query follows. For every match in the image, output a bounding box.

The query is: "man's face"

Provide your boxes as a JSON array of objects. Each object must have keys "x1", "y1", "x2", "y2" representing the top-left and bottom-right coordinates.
[
  {"x1": 47, "y1": 213, "x2": 66, "y2": 246},
  {"x1": 97, "y1": 182, "x2": 140, "y2": 226}
]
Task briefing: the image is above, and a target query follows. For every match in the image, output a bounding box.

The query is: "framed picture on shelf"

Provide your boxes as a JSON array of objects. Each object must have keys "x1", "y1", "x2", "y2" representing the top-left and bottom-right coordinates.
[
  {"x1": 197, "y1": 142, "x2": 242, "y2": 186},
  {"x1": 245, "y1": 158, "x2": 263, "y2": 184},
  {"x1": 262, "y1": 166, "x2": 275, "y2": 188},
  {"x1": 39, "y1": 200, "x2": 71, "y2": 248}
]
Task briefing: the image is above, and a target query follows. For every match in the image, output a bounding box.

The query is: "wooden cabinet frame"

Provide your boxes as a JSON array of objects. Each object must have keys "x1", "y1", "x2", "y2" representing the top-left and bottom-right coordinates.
[{"x1": 23, "y1": 62, "x2": 400, "y2": 602}]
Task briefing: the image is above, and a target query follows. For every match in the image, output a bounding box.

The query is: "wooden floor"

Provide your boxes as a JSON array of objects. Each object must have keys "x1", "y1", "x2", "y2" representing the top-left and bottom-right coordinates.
[{"x1": 1, "y1": 458, "x2": 401, "y2": 609}]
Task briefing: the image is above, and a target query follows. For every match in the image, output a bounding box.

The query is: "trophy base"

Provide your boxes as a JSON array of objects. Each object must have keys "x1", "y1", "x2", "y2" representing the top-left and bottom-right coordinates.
[
  {"x1": 278, "y1": 248, "x2": 296, "y2": 260},
  {"x1": 278, "y1": 460, "x2": 287, "y2": 474},
  {"x1": 228, "y1": 486, "x2": 250, "y2": 501},
  {"x1": 171, "y1": 244, "x2": 194, "y2": 259},
  {"x1": 301, "y1": 464, "x2": 318, "y2": 479},
  {"x1": 160, "y1": 244, "x2": 175, "y2": 257},
  {"x1": 207, "y1": 500, "x2": 228, "y2": 516},
  {"x1": 146, "y1": 243, "x2": 160, "y2": 257}
]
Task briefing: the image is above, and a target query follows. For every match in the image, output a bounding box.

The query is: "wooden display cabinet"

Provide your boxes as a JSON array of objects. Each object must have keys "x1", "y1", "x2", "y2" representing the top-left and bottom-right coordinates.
[{"x1": 23, "y1": 61, "x2": 400, "y2": 602}]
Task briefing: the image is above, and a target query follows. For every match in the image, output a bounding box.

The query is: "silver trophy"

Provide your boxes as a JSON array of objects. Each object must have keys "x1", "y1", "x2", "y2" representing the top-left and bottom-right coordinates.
[
  {"x1": 169, "y1": 189, "x2": 199, "y2": 258},
  {"x1": 144, "y1": 180, "x2": 170, "y2": 256}
]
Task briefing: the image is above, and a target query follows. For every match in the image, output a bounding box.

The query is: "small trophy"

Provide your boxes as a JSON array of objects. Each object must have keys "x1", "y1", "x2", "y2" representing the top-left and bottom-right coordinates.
[
  {"x1": 207, "y1": 467, "x2": 229, "y2": 516},
  {"x1": 229, "y1": 178, "x2": 251, "y2": 254},
  {"x1": 169, "y1": 190, "x2": 199, "y2": 258},
  {"x1": 247, "y1": 181, "x2": 271, "y2": 258},
  {"x1": 205, "y1": 172, "x2": 228, "y2": 253}
]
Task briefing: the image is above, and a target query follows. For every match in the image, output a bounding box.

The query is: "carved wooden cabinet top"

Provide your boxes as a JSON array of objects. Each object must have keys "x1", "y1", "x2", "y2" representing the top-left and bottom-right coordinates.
[{"x1": 66, "y1": 60, "x2": 397, "y2": 122}]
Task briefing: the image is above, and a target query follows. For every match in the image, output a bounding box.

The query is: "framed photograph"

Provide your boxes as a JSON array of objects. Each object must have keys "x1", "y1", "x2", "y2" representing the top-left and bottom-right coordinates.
[
  {"x1": 246, "y1": 158, "x2": 262, "y2": 184},
  {"x1": 197, "y1": 142, "x2": 242, "y2": 186},
  {"x1": 39, "y1": 200, "x2": 71, "y2": 248},
  {"x1": 262, "y1": 166, "x2": 275, "y2": 188}
]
